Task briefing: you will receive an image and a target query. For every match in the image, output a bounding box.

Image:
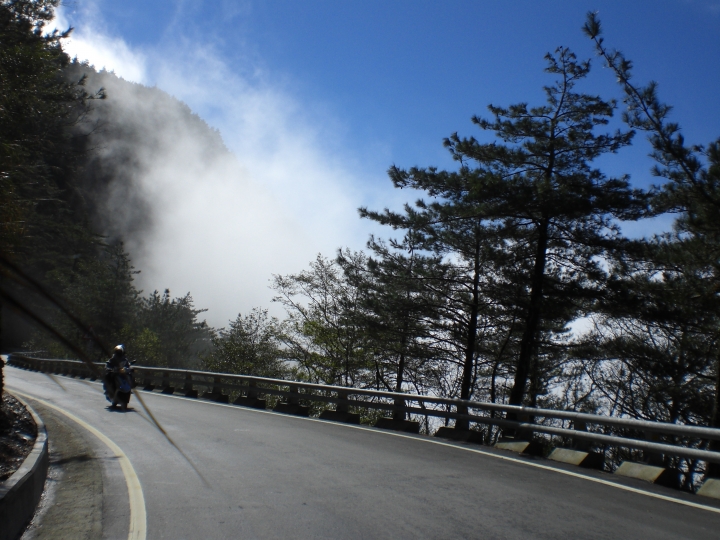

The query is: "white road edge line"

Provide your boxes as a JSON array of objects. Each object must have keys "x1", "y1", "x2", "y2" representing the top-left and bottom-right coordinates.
[
  {"x1": 11, "y1": 389, "x2": 148, "y2": 540},
  {"x1": 13, "y1": 372, "x2": 720, "y2": 515},
  {"x1": 148, "y1": 385, "x2": 720, "y2": 515}
]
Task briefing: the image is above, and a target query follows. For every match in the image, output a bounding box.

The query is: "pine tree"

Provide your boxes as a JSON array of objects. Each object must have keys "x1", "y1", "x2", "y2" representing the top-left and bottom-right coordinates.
[
  {"x1": 338, "y1": 234, "x2": 446, "y2": 420},
  {"x1": 388, "y1": 47, "x2": 646, "y2": 406},
  {"x1": 131, "y1": 290, "x2": 213, "y2": 368},
  {"x1": 585, "y1": 12, "x2": 720, "y2": 475}
]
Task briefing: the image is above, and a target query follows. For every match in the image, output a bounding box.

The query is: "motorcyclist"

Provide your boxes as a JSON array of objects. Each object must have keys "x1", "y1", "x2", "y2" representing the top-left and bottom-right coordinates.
[{"x1": 104, "y1": 344, "x2": 132, "y2": 406}]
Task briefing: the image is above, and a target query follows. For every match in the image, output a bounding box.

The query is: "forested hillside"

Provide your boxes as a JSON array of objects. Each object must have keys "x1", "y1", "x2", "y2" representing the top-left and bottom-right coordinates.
[
  {"x1": 2, "y1": 0, "x2": 720, "y2": 460},
  {"x1": 1, "y1": 0, "x2": 215, "y2": 367}
]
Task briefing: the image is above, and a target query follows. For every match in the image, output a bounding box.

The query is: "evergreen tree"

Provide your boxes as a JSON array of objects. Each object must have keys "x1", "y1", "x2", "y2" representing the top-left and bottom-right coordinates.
[
  {"x1": 0, "y1": 0, "x2": 102, "y2": 258},
  {"x1": 388, "y1": 47, "x2": 645, "y2": 407},
  {"x1": 339, "y1": 234, "x2": 446, "y2": 418},
  {"x1": 130, "y1": 290, "x2": 213, "y2": 368},
  {"x1": 585, "y1": 242, "x2": 718, "y2": 426},
  {"x1": 585, "y1": 13, "x2": 720, "y2": 475},
  {"x1": 360, "y1": 202, "x2": 514, "y2": 425},
  {"x1": 0, "y1": 0, "x2": 106, "y2": 359},
  {"x1": 37, "y1": 242, "x2": 140, "y2": 358}
]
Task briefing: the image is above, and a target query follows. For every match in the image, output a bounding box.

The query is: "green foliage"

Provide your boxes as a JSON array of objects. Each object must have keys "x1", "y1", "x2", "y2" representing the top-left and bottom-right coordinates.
[
  {"x1": 203, "y1": 308, "x2": 286, "y2": 378},
  {"x1": 272, "y1": 253, "x2": 373, "y2": 386},
  {"x1": 129, "y1": 290, "x2": 213, "y2": 368},
  {"x1": 121, "y1": 326, "x2": 162, "y2": 367},
  {"x1": 0, "y1": 0, "x2": 102, "y2": 258},
  {"x1": 369, "y1": 47, "x2": 646, "y2": 407},
  {"x1": 583, "y1": 12, "x2": 720, "y2": 445}
]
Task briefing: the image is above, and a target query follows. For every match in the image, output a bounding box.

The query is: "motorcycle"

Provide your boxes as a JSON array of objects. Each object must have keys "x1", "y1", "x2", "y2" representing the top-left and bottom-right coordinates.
[{"x1": 105, "y1": 360, "x2": 136, "y2": 411}]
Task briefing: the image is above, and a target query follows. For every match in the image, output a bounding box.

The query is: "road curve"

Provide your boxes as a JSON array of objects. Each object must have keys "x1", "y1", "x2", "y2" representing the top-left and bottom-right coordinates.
[{"x1": 7, "y1": 365, "x2": 720, "y2": 540}]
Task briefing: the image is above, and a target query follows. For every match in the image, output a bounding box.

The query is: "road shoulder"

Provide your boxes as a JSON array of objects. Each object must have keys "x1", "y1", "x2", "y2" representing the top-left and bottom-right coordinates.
[{"x1": 21, "y1": 399, "x2": 103, "y2": 540}]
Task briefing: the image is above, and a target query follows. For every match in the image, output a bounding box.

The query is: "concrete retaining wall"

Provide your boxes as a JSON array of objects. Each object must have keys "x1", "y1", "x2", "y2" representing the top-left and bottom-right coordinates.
[{"x1": 0, "y1": 396, "x2": 49, "y2": 540}]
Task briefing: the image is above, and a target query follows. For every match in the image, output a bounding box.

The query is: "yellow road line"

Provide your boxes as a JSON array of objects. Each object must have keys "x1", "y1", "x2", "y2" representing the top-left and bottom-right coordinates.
[
  {"x1": 14, "y1": 372, "x2": 720, "y2": 516},
  {"x1": 11, "y1": 390, "x2": 147, "y2": 540}
]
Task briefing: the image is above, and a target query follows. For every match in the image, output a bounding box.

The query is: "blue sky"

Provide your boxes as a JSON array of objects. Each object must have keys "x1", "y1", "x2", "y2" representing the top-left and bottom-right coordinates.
[
  {"x1": 55, "y1": 0, "x2": 720, "y2": 324},
  {"x1": 63, "y1": 1, "x2": 720, "y2": 175}
]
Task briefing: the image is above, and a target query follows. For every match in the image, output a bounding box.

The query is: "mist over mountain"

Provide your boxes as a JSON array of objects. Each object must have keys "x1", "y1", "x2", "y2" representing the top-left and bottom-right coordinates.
[
  {"x1": 63, "y1": 63, "x2": 287, "y2": 327},
  {"x1": 66, "y1": 62, "x2": 233, "y2": 262}
]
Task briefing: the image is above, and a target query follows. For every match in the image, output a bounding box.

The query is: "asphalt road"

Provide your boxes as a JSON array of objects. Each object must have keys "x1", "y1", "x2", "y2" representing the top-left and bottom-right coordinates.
[{"x1": 7, "y1": 365, "x2": 720, "y2": 540}]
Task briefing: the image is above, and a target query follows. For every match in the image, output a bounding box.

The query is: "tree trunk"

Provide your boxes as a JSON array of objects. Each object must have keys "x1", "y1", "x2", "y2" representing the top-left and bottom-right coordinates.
[
  {"x1": 509, "y1": 217, "x2": 549, "y2": 407},
  {"x1": 0, "y1": 295, "x2": 3, "y2": 403},
  {"x1": 708, "y1": 356, "x2": 720, "y2": 477},
  {"x1": 456, "y1": 232, "x2": 482, "y2": 430},
  {"x1": 393, "y1": 348, "x2": 406, "y2": 421}
]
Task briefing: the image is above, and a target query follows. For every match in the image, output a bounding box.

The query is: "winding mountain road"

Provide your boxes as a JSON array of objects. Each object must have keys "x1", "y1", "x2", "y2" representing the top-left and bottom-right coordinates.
[{"x1": 6, "y1": 364, "x2": 720, "y2": 539}]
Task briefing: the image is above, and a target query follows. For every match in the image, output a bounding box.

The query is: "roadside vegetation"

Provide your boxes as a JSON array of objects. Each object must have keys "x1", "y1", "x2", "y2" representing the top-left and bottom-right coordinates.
[{"x1": 2, "y1": 0, "x2": 719, "y2": 468}]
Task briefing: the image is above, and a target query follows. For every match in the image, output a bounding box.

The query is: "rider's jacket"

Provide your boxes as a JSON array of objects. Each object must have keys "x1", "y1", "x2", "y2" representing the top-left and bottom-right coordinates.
[{"x1": 106, "y1": 353, "x2": 129, "y2": 372}]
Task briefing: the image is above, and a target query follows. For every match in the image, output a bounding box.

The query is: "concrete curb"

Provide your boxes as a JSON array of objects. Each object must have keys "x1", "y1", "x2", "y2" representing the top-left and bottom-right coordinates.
[
  {"x1": 494, "y1": 439, "x2": 545, "y2": 456},
  {"x1": 614, "y1": 461, "x2": 680, "y2": 489},
  {"x1": 548, "y1": 448, "x2": 605, "y2": 470},
  {"x1": 697, "y1": 478, "x2": 720, "y2": 500},
  {"x1": 0, "y1": 394, "x2": 49, "y2": 540}
]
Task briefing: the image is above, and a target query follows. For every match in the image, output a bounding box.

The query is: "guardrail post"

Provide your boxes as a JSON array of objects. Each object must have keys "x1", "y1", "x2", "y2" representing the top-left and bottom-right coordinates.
[
  {"x1": 233, "y1": 380, "x2": 266, "y2": 409},
  {"x1": 202, "y1": 376, "x2": 229, "y2": 403},
  {"x1": 273, "y1": 384, "x2": 309, "y2": 416},
  {"x1": 434, "y1": 404, "x2": 485, "y2": 443},
  {"x1": 183, "y1": 373, "x2": 198, "y2": 398},
  {"x1": 644, "y1": 430, "x2": 665, "y2": 466},
  {"x1": 336, "y1": 390, "x2": 349, "y2": 415},
  {"x1": 572, "y1": 420, "x2": 591, "y2": 452},
  {"x1": 515, "y1": 413, "x2": 534, "y2": 441},
  {"x1": 374, "y1": 396, "x2": 420, "y2": 434},
  {"x1": 248, "y1": 380, "x2": 259, "y2": 400},
  {"x1": 161, "y1": 372, "x2": 175, "y2": 394},
  {"x1": 495, "y1": 413, "x2": 543, "y2": 455},
  {"x1": 392, "y1": 397, "x2": 406, "y2": 422},
  {"x1": 143, "y1": 370, "x2": 156, "y2": 391},
  {"x1": 319, "y1": 389, "x2": 360, "y2": 424},
  {"x1": 454, "y1": 404, "x2": 470, "y2": 431},
  {"x1": 288, "y1": 385, "x2": 300, "y2": 405}
]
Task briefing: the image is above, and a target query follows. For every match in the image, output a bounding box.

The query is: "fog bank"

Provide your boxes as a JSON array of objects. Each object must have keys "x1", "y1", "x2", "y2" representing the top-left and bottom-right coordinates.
[{"x1": 56, "y1": 9, "x2": 395, "y2": 327}]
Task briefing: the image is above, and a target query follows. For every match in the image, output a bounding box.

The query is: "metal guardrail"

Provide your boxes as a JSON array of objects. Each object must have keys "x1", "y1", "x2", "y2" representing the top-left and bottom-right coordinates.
[{"x1": 8, "y1": 354, "x2": 720, "y2": 466}]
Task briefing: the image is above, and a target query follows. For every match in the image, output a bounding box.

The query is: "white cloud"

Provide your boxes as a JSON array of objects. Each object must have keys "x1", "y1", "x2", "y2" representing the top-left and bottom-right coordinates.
[
  {"x1": 52, "y1": 9, "x2": 148, "y2": 83},
  {"x1": 52, "y1": 7, "x2": 390, "y2": 328}
]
